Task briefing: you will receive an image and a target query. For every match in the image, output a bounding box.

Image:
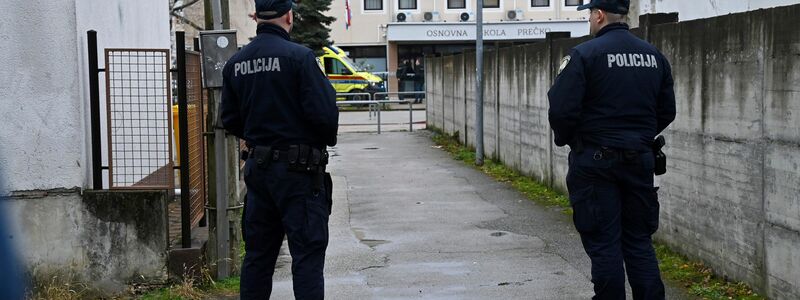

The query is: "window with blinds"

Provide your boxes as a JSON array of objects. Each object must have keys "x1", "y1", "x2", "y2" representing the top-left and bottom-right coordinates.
[
  {"x1": 565, "y1": 0, "x2": 584, "y2": 6},
  {"x1": 447, "y1": 0, "x2": 466, "y2": 9},
  {"x1": 484, "y1": 0, "x2": 500, "y2": 8},
  {"x1": 399, "y1": 0, "x2": 416, "y2": 9},
  {"x1": 364, "y1": 0, "x2": 382, "y2": 10},
  {"x1": 531, "y1": 0, "x2": 550, "y2": 7}
]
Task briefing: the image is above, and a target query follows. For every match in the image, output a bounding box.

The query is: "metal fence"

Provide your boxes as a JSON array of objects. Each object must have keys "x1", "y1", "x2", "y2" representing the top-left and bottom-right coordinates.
[
  {"x1": 173, "y1": 32, "x2": 210, "y2": 247},
  {"x1": 105, "y1": 49, "x2": 174, "y2": 189},
  {"x1": 88, "y1": 31, "x2": 211, "y2": 249},
  {"x1": 185, "y1": 50, "x2": 207, "y2": 227}
]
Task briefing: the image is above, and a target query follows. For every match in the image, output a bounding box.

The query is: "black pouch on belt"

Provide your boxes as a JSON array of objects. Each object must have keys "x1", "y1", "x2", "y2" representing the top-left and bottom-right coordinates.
[
  {"x1": 653, "y1": 135, "x2": 667, "y2": 175},
  {"x1": 324, "y1": 172, "x2": 333, "y2": 215},
  {"x1": 310, "y1": 149, "x2": 326, "y2": 194},
  {"x1": 252, "y1": 146, "x2": 272, "y2": 168},
  {"x1": 287, "y1": 145, "x2": 312, "y2": 172},
  {"x1": 310, "y1": 149, "x2": 322, "y2": 167}
]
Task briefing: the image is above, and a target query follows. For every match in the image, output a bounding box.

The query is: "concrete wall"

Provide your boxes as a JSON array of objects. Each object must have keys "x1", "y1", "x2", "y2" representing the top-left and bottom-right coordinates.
[
  {"x1": 5, "y1": 190, "x2": 169, "y2": 293},
  {"x1": 426, "y1": 5, "x2": 800, "y2": 299},
  {"x1": 519, "y1": 42, "x2": 551, "y2": 185},
  {"x1": 464, "y1": 49, "x2": 476, "y2": 146},
  {"x1": 0, "y1": 0, "x2": 172, "y2": 293}
]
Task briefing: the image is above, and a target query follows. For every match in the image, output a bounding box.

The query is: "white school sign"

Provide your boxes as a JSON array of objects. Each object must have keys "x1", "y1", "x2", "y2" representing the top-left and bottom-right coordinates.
[{"x1": 386, "y1": 20, "x2": 589, "y2": 42}]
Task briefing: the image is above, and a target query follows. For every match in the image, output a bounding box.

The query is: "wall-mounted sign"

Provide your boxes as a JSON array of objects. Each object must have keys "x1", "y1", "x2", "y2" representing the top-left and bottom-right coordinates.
[{"x1": 387, "y1": 20, "x2": 589, "y2": 42}]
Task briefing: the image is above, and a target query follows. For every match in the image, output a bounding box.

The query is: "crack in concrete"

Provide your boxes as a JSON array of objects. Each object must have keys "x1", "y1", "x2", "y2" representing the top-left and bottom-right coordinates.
[
  {"x1": 359, "y1": 265, "x2": 387, "y2": 271},
  {"x1": 5, "y1": 187, "x2": 81, "y2": 199}
]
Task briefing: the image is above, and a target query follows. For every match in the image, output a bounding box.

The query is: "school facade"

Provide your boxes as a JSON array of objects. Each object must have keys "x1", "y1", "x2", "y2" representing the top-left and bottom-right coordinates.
[{"x1": 326, "y1": 0, "x2": 591, "y2": 93}]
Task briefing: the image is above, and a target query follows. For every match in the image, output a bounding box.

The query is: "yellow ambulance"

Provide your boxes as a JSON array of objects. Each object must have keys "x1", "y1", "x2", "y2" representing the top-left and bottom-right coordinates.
[{"x1": 318, "y1": 46, "x2": 385, "y2": 100}]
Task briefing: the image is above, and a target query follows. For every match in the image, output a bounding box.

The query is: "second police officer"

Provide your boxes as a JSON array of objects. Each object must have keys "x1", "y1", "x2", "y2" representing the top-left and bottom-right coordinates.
[
  {"x1": 548, "y1": 0, "x2": 676, "y2": 299},
  {"x1": 220, "y1": 0, "x2": 339, "y2": 299}
]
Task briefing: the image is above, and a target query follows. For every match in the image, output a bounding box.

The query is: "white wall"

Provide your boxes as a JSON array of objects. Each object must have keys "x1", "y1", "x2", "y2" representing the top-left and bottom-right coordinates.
[
  {"x1": 640, "y1": 0, "x2": 800, "y2": 21},
  {"x1": 0, "y1": 0, "x2": 85, "y2": 192},
  {"x1": 76, "y1": 1, "x2": 171, "y2": 52}
]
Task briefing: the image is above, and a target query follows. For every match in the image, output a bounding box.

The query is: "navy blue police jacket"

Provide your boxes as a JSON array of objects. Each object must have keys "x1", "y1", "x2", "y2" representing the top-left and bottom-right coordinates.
[
  {"x1": 220, "y1": 23, "x2": 338, "y2": 149},
  {"x1": 548, "y1": 23, "x2": 676, "y2": 151}
]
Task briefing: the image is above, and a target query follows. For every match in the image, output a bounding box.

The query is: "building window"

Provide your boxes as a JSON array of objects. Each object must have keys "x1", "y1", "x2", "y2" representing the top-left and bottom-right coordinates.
[
  {"x1": 484, "y1": 0, "x2": 500, "y2": 8},
  {"x1": 447, "y1": 0, "x2": 466, "y2": 9},
  {"x1": 531, "y1": 0, "x2": 549, "y2": 7},
  {"x1": 565, "y1": 0, "x2": 583, "y2": 6},
  {"x1": 364, "y1": 0, "x2": 382, "y2": 10},
  {"x1": 399, "y1": 0, "x2": 416, "y2": 10}
]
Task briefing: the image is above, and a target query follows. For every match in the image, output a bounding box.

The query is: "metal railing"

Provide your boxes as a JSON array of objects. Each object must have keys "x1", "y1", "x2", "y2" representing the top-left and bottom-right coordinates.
[
  {"x1": 336, "y1": 92, "x2": 371, "y2": 100},
  {"x1": 373, "y1": 91, "x2": 425, "y2": 100},
  {"x1": 336, "y1": 91, "x2": 425, "y2": 134}
]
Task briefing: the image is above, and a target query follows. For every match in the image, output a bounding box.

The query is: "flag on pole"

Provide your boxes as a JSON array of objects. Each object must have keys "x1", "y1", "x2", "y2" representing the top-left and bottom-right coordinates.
[{"x1": 345, "y1": 0, "x2": 352, "y2": 29}]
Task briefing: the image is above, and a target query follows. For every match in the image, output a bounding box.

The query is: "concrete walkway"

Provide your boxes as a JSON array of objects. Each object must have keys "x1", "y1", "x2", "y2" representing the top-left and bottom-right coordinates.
[{"x1": 265, "y1": 131, "x2": 689, "y2": 299}]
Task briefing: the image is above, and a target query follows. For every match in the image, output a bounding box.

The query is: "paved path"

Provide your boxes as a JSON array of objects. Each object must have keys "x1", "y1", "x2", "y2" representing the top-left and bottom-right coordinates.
[
  {"x1": 269, "y1": 131, "x2": 595, "y2": 299},
  {"x1": 264, "y1": 131, "x2": 690, "y2": 299}
]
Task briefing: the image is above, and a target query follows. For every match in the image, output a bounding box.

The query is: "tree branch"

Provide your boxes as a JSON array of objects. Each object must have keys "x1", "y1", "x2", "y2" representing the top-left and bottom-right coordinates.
[
  {"x1": 171, "y1": 0, "x2": 202, "y2": 12},
  {"x1": 171, "y1": 11, "x2": 204, "y2": 31}
]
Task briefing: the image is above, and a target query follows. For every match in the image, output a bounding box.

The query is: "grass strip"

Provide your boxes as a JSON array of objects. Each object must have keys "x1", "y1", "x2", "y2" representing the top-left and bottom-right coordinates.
[
  {"x1": 431, "y1": 132, "x2": 571, "y2": 214},
  {"x1": 138, "y1": 239, "x2": 247, "y2": 299},
  {"x1": 655, "y1": 245, "x2": 764, "y2": 300},
  {"x1": 137, "y1": 275, "x2": 241, "y2": 300},
  {"x1": 431, "y1": 131, "x2": 764, "y2": 300}
]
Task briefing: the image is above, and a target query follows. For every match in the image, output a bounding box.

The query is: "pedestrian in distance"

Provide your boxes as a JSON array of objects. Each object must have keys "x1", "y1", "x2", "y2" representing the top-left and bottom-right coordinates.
[
  {"x1": 412, "y1": 58, "x2": 425, "y2": 104},
  {"x1": 395, "y1": 59, "x2": 410, "y2": 82},
  {"x1": 220, "y1": 0, "x2": 339, "y2": 299},
  {"x1": 547, "y1": 0, "x2": 676, "y2": 299},
  {"x1": 396, "y1": 59, "x2": 412, "y2": 100}
]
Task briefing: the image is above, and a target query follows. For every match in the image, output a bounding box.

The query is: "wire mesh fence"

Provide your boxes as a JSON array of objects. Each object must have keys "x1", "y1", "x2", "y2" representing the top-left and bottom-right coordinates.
[
  {"x1": 185, "y1": 50, "x2": 207, "y2": 226},
  {"x1": 105, "y1": 49, "x2": 174, "y2": 189}
]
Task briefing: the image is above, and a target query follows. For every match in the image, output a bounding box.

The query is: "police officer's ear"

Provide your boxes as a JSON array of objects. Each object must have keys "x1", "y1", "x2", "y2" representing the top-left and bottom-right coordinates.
[
  {"x1": 285, "y1": 9, "x2": 294, "y2": 26},
  {"x1": 289, "y1": 1, "x2": 299, "y2": 22},
  {"x1": 591, "y1": 8, "x2": 605, "y2": 24}
]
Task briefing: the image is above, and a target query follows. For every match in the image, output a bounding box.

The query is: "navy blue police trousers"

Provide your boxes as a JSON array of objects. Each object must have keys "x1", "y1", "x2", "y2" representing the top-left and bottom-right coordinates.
[
  {"x1": 567, "y1": 146, "x2": 665, "y2": 300},
  {"x1": 240, "y1": 159, "x2": 330, "y2": 300}
]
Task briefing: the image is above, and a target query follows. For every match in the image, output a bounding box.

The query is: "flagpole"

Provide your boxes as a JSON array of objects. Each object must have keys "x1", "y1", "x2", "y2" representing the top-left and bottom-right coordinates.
[{"x1": 345, "y1": 0, "x2": 352, "y2": 30}]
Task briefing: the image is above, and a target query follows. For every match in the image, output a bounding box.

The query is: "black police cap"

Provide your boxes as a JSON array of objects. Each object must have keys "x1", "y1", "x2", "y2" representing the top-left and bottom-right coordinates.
[
  {"x1": 254, "y1": 0, "x2": 298, "y2": 20},
  {"x1": 577, "y1": 0, "x2": 630, "y2": 15}
]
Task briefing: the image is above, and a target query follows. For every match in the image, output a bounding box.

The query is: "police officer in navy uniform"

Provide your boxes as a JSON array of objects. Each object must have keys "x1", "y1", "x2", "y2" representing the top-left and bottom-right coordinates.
[
  {"x1": 220, "y1": 0, "x2": 338, "y2": 298},
  {"x1": 548, "y1": 0, "x2": 676, "y2": 299}
]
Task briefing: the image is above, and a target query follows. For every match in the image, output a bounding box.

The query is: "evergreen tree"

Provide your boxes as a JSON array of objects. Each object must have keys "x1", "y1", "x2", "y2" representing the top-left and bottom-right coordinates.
[{"x1": 292, "y1": 0, "x2": 336, "y2": 54}]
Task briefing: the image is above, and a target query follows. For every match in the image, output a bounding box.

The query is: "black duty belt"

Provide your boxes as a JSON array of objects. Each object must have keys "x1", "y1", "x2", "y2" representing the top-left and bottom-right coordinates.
[
  {"x1": 246, "y1": 145, "x2": 329, "y2": 172},
  {"x1": 248, "y1": 147, "x2": 290, "y2": 162},
  {"x1": 591, "y1": 146, "x2": 640, "y2": 162}
]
